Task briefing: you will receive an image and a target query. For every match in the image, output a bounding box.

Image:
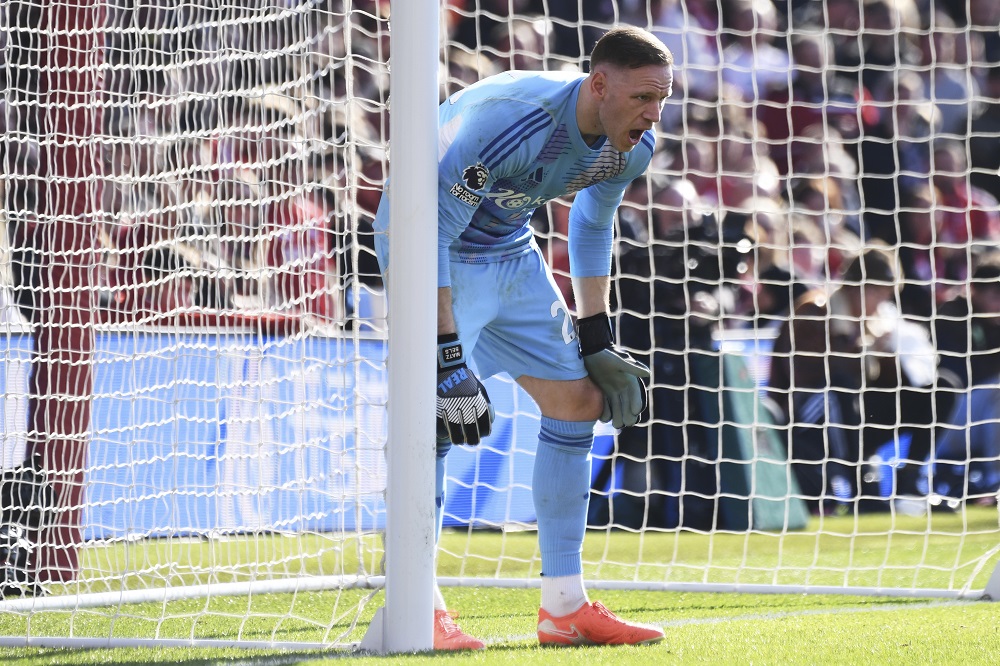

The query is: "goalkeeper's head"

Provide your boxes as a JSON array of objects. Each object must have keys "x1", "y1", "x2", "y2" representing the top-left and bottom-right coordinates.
[
  {"x1": 589, "y1": 26, "x2": 673, "y2": 72},
  {"x1": 580, "y1": 27, "x2": 673, "y2": 153}
]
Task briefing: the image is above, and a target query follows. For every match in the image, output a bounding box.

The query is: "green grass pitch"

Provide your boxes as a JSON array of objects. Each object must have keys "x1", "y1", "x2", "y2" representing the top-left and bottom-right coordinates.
[{"x1": 1, "y1": 507, "x2": 999, "y2": 664}]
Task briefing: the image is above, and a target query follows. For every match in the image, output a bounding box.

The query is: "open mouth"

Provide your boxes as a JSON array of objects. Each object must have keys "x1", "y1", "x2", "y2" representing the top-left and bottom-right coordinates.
[{"x1": 628, "y1": 129, "x2": 643, "y2": 145}]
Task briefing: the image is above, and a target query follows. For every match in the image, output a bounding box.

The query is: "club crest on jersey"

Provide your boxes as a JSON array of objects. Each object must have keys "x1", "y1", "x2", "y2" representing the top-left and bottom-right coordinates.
[{"x1": 462, "y1": 163, "x2": 490, "y2": 190}]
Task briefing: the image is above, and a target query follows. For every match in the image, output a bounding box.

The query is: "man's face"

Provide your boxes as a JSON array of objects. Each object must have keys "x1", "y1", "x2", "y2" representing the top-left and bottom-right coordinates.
[{"x1": 595, "y1": 64, "x2": 672, "y2": 152}]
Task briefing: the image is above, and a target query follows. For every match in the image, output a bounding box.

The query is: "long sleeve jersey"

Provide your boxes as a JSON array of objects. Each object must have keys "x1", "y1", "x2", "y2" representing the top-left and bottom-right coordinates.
[{"x1": 374, "y1": 70, "x2": 656, "y2": 288}]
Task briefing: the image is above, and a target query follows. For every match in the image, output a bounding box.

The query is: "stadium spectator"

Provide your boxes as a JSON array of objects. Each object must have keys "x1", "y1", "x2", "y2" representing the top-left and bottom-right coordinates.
[
  {"x1": 750, "y1": 264, "x2": 810, "y2": 332},
  {"x1": 768, "y1": 244, "x2": 935, "y2": 512},
  {"x1": 787, "y1": 175, "x2": 862, "y2": 279},
  {"x1": 788, "y1": 125, "x2": 864, "y2": 237},
  {"x1": 264, "y1": 189, "x2": 339, "y2": 323},
  {"x1": 895, "y1": 181, "x2": 938, "y2": 319},
  {"x1": 916, "y1": 9, "x2": 980, "y2": 136},
  {"x1": 721, "y1": 195, "x2": 793, "y2": 327},
  {"x1": 792, "y1": 0, "x2": 863, "y2": 78},
  {"x1": 650, "y1": 178, "x2": 707, "y2": 237},
  {"x1": 718, "y1": 0, "x2": 790, "y2": 102},
  {"x1": 723, "y1": 84, "x2": 785, "y2": 205},
  {"x1": 3, "y1": 136, "x2": 42, "y2": 325},
  {"x1": 932, "y1": 252, "x2": 1000, "y2": 505},
  {"x1": 487, "y1": 15, "x2": 549, "y2": 71},
  {"x1": 667, "y1": 122, "x2": 720, "y2": 204},
  {"x1": 930, "y1": 139, "x2": 1000, "y2": 300},
  {"x1": 616, "y1": 212, "x2": 737, "y2": 529},
  {"x1": 373, "y1": 26, "x2": 670, "y2": 650},
  {"x1": 757, "y1": 30, "x2": 861, "y2": 178},
  {"x1": 965, "y1": 0, "x2": 1000, "y2": 78},
  {"x1": 444, "y1": 46, "x2": 498, "y2": 95},
  {"x1": 139, "y1": 247, "x2": 197, "y2": 316},
  {"x1": 545, "y1": 0, "x2": 616, "y2": 62},
  {"x1": 858, "y1": 67, "x2": 936, "y2": 243},
  {"x1": 857, "y1": 0, "x2": 921, "y2": 95},
  {"x1": 666, "y1": 84, "x2": 781, "y2": 207},
  {"x1": 449, "y1": 0, "x2": 536, "y2": 54},
  {"x1": 784, "y1": 212, "x2": 829, "y2": 289},
  {"x1": 934, "y1": 251, "x2": 1000, "y2": 390},
  {"x1": 651, "y1": 0, "x2": 722, "y2": 103},
  {"x1": 968, "y1": 66, "x2": 1000, "y2": 203}
]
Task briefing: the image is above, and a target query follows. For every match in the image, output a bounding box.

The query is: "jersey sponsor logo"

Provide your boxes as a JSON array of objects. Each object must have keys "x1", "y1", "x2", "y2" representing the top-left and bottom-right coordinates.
[
  {"x1": 462, "y1": 163, "x2": 490, "y2": 190},
  {"x1": 449, "y1": 182, "x2": 483, "y2": 207},
  {"x1": 483, "y1": 187, "x2": 547, "y2": 211}
]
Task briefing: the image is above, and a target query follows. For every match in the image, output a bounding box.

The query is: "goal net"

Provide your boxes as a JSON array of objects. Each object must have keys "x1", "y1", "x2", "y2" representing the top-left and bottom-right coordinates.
[{"x1": 0, "y1": 0, "x2": 999, "y2": 652}]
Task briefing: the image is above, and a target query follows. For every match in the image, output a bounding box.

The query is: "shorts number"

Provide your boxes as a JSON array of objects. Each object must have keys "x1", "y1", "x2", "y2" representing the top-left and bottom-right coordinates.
[{"x1": 550, "y1": 301, "x2": 576, "y2": 345}]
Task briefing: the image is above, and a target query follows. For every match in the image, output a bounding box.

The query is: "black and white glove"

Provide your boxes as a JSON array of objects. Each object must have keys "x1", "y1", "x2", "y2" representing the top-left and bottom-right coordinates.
[
  {"x1": 578, "y1": 314, "x2": 650, "y2": 429},
  {"x1": 436, "y1": 333, "x2": 494, "y2": 445}
]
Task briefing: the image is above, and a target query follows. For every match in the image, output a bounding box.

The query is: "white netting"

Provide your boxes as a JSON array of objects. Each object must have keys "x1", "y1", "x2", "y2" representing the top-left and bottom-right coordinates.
[
  {"x1": 0, "y1": 0, "x2": 391, "y2": 648},
  {"x1": 0, "y1": 0, "x2": 999, "y2": 651},
  {"x1": 438, "y1": 0, "x2": 1000, "y2": 596}
]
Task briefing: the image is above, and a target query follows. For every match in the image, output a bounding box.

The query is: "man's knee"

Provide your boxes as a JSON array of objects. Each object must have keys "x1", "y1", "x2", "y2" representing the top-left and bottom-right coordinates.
[
  {"x1": 517, "y1": 376, "x2": 604, "y2": 422},
  {"x1": 577, "y1": 380, "x2": 606, "y2": 421}
]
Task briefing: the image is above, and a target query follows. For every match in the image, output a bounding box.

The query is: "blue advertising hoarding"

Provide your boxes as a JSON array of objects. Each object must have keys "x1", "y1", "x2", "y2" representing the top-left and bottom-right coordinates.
[{"x1": 0, "y1": 332, "x2": 544, "y2": 540}]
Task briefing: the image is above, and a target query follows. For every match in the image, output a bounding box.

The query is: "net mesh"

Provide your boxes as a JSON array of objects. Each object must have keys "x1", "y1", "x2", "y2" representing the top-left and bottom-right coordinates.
[
  {"x1": 0, "y1": 0, "x2": 999, "y2": 649},
  {"x1": 0, "y1": 0, "x2": 391, "y2": 647}
]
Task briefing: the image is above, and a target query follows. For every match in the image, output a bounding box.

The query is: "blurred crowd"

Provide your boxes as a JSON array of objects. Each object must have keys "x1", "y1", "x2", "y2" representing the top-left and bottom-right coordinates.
[
  {"x1": 456, "y1": 0, "x2": 1000, "y2": 516},
  {"x1": 4, "y1": 0, "x2": 1000, "y2": 513}
]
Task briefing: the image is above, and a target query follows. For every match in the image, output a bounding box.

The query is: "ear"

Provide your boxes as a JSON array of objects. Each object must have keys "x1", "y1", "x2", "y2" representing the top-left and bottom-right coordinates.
[{"x1": 589, "y1": 68, "x2": 608, "y2": 101}]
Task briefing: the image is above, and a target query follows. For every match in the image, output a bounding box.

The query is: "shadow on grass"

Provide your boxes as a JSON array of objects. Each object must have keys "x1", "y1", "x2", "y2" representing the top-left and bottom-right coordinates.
[
  {"x1": 9, "y1": 642, "x2": 541, "y2": 665},
  {"x1": 4, "y1": 648, "x2": 354, "y2": 666}
]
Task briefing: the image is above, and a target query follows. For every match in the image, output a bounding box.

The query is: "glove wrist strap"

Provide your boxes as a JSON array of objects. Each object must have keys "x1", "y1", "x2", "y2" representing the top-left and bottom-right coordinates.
[
  {"x1": 577, "y1": 314, "x2": 614, "y2": 356},
  {"x1": 437, "y1": 333, "x2": 464, "y2": 369}
]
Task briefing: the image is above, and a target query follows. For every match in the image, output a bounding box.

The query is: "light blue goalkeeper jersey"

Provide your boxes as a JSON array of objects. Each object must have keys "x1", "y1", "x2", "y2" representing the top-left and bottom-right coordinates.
[{"x1": 374, "y1": 70, "x2": 656, "y2": 288}]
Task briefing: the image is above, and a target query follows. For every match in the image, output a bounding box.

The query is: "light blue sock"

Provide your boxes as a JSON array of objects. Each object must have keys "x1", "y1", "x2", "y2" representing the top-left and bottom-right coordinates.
[
  {"x1": 533, "y1": 417, "x2": 595, "y2": 577},
  {"x1": 436, "y1": 439, "x2": 451, "y2": 543}
]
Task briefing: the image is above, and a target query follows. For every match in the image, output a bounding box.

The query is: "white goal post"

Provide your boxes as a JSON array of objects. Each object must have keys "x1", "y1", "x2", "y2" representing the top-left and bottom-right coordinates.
[{"x1": 0, "y1": 0, "x2": 999, "y2": 654}]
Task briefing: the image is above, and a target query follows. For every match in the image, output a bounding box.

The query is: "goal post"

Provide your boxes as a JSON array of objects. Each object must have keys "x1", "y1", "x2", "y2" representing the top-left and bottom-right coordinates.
[
  {"x1": 371, "y1": 0, "x2": 438, "y2": 654},
  {"x1": 1, "y1": 0, "x2": 1000, "y2": 654}
]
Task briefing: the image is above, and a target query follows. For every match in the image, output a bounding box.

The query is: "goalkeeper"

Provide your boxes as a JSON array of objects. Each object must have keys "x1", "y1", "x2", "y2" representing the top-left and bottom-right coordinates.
[{"x1": 374, "y1": 26, "x2": 671, "y2": 650}]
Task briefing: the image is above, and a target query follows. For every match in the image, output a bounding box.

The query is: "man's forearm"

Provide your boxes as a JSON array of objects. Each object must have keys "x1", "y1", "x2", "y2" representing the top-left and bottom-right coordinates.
[
  {"x1": 572, "y1": 275, "x2": 610, "y2": 319},
  {"x1": 438, "y1": 287, "x2": 457, "y2": 336}
]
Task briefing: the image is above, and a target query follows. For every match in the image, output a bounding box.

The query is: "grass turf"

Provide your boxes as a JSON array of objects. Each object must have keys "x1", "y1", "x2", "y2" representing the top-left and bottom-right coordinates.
[{"x1": 1, "y1": 506, "x2": 999, "y2": 664}]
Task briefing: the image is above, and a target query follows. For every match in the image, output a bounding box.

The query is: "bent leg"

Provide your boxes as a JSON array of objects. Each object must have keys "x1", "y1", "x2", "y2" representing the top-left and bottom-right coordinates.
[
  {"x1": 531, "y1": 416, "x2": 596, "y2": 576},
  {"x1": 517, "y1": 376, "x2": 604, "y2": 422},
  {"x1": 518, "y1": 376, "x2": 603, "y2": 615}
]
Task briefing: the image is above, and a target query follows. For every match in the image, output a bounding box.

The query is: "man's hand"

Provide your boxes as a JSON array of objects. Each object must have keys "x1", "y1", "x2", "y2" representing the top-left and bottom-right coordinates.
[
  {"x1": 578, "y1": 314, "x2": 649, "y2": 429},
  {"x1": 437, "y1": 334, "x2": 494, "y2": 445}
]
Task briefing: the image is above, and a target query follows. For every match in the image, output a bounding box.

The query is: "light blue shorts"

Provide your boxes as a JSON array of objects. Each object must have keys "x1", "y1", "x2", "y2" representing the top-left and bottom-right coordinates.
[
  {"x1": 448, "y1": 247, "x2": 586, "y2": 382},
  {"x1": 377, "y1": 236, "x2": 585, "y2": 382}
]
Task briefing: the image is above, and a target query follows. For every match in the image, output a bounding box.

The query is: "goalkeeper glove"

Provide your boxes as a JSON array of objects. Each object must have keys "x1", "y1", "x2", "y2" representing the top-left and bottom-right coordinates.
[
  {"x1": 578, "y1": 314, "x2": 649, "y2": 429},
  {"x1": 437, "y1": 333, "x2": 494, "y2": 445}
]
